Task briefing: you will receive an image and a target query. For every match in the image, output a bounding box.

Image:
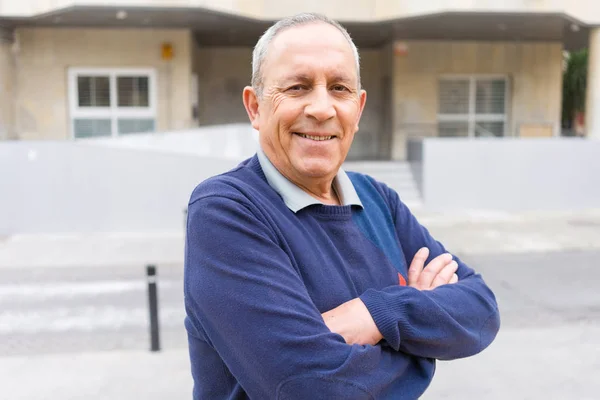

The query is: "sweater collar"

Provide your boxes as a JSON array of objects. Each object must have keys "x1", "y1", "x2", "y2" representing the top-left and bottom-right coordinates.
[{"x1": 256, "y1": 146, "x2": 363, "y2": 213}]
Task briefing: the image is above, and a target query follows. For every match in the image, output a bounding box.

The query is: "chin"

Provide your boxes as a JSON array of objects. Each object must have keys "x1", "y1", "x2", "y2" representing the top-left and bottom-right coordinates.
[{"x1": 296, "y1": 158, "x2": 339, "y2": 178}]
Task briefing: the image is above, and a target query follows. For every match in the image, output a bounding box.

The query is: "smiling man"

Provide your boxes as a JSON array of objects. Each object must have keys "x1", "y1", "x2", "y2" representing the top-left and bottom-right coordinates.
[{"x1": 184, "y1": 13, "x2": 500, "y2": 400}]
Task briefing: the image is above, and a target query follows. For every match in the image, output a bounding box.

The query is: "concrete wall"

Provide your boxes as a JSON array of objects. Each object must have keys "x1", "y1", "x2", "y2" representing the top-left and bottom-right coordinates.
[
  {"x1": 2, "y1": 1, "x2": 600, "y2": 25},
  {"x1": 194, "y1": 46, "x2": 252, "y2": 126},
  {"x1": 0, "y1": 141, "x2": 243, "y2": 234},
  {"x1": 13, "y1": 27, "x2": 194, "y2": 140},
  {"x1": 0, "y1": 35, "x2": 14, "y2": 140},
  {"x1": 391, "y1": 41, "x2": 563, "y2": 160},
  {"x1": 88, "y1": 123, "x2": 259, "y2": 160},
  {"x1": 422, "y1": 138, "x2": 600, "y2": 212}
]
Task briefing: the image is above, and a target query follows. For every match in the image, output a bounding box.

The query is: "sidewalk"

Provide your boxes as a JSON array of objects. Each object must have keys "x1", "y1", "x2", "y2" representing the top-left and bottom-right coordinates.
[
  {"x1": 0, "y1": 232, "x2": 184, "y2": 269},
  {"x1": 0, "y1": 348, "x2": 193, "y2": 400},
  {"x1": 1, "y1": 208, "x2": 599, "y2": 269},
  {"x1": 418, "y1": 207, "x2": 600, "y2": 255},
  {"x1": 2, "y1": 322, "x2": 598, "y2": 400}
]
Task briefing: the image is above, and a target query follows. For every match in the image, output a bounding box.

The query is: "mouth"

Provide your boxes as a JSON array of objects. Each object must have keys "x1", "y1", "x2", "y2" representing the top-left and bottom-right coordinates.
[{"x1": 294, "y1": 132, "x2": 336, "y2": 141}]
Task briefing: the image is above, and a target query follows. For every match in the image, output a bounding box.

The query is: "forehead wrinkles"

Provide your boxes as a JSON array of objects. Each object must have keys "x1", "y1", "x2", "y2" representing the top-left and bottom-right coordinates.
[
  {"x1": 262, "y1": 24, "x2": 357, "y2": 87},
  {"x1": 266, "y1": 51, "x2": 357, "y2": 88}
]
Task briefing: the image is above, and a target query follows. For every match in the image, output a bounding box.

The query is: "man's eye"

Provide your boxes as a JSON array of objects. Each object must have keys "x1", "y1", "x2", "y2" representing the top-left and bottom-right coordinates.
[
  {"x1": 287, "y1": 85, "x2": 305, "y2": 91},
  {"x1": 332, "y1": 85, "x2": 349, "y2": 92}
]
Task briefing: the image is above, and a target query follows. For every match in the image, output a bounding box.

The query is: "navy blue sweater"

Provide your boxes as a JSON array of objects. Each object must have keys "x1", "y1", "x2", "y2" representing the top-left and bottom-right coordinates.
[{"x1": 184, "y1": 155, "x2": 500, "y2": 399}]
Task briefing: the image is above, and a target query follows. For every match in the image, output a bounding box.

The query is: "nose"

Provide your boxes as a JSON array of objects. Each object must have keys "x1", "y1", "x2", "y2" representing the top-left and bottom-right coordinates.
[{"x1": 304, "y1": 86, "x2": 335, "y2": 122}]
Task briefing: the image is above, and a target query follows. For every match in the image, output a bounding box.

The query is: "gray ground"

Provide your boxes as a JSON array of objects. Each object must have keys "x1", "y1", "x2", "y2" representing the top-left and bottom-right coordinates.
[
  {"x1": 424, "y1": 251, "x2": 600, "y2": 400},
  {"x1": 1, "y1": 250, "x2": 599, "y2": 399}
]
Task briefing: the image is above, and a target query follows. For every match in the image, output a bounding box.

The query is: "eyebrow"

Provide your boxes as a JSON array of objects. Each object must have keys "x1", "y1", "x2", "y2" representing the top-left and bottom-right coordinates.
[
  {"x1": 276, "y1": 74, "x2": 312, "y2": 86},
  {"x1": 276, "y1": 73, "x2": 356, "y2": 87}
]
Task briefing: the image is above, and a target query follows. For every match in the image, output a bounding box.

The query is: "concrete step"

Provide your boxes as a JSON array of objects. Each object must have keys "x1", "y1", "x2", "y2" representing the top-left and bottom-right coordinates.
[{"x1": 344, "y1": 161, "x2": 423, "y2": 210}]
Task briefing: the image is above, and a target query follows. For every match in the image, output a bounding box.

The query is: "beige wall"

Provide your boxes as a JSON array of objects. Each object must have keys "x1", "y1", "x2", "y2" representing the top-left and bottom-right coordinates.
[
  {"x1": 391, "y1": 41, "x2": 563, "y2": 160},
  {"x1": 0, "y1": 38, "x2": 14, "y2": 140},
  {"x1": 3, "y1": 1, "x2": 600, "y2": 24},
  {"x1": 194, "y1": 46, "x2": 252, "y2": 126},
  {"x1": 14, "y1": 27, "x2": 192, "y2": 140}
]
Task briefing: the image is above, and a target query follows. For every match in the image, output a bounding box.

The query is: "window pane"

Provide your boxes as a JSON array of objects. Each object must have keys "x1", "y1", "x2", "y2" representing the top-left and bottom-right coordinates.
[
  {"x1": 439, "y1": 80, "x2": 469, "y2": 114},
  {"x1": 118, "y1": 118, "x2": 155, "y2": 134},
  {"x1": 74, "y1": 118, "x2": 112, "y2": 138},
  {"x1": 117, "y1": 76, "x2": 150, "y2": 107},
  {"x1": 438, "y1": 121, "x2": 469, "y2": 137},
  {"x1": 475, "y1": 121, "x2": 504, "y2": 137},
  {"x1": 476, "y1": 79, "x2": 506, "y2": 114},
  {"x1": 77, "y1": 76, "x2": 110, "y2": 107}
]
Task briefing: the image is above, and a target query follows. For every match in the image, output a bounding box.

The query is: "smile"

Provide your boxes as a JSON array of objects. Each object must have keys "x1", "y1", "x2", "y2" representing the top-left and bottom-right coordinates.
[{"x1": 295, "y1": 133, "x2": 334, "y2": 141}]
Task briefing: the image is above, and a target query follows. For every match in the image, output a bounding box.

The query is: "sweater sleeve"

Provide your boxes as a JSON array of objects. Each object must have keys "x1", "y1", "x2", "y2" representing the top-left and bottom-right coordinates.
[
  {"x1": 184, "y1": 191, "x2": 428, "y2": 400},
  {"x1": 359, "y1": 185, "x2": 501, "y2": 361}
]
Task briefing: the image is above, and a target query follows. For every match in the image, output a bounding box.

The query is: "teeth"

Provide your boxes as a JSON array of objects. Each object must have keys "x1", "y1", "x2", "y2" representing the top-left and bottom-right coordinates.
[{"x1": 299, "y1": 134, "x2": 333, "y2": 141}]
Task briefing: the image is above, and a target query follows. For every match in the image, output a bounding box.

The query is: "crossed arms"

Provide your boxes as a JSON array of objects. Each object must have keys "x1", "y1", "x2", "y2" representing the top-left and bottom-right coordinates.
[
  {"x1": 184, "y1": 188, "x2": 500, "y2": 399},
  {"x1": 322, "y1": 247, "x2": 463, "y2": 348}
]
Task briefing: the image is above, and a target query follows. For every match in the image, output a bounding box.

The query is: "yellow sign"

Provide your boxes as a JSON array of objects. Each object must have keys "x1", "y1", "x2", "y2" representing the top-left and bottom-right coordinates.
[{"x1": 161, "y1": 43, "x2": 174, "y2": 60}]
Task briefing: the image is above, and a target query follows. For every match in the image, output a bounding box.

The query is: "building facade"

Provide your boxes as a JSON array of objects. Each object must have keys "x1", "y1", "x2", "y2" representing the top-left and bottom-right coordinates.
[{"x1": 0, "y1": 1, "x2": 598, "y2": 160}]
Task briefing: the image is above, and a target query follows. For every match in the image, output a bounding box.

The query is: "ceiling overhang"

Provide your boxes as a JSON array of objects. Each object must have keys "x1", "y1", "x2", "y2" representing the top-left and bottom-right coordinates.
[{"x1": 0, "y1": 6, "x2": 590, "y2": 51}]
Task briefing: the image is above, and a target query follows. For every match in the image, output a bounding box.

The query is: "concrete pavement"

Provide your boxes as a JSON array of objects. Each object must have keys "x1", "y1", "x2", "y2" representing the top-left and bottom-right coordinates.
[
  {"x1": 424, "y1": 322, "x2": 600, "y2": 400},
  {"x1": 1, "y1": 209, "x2": 600, "y2": 399},
  {"x1": 3, "y1": 322, "x2": 598, "y2": 400},
  {"x1": 1, "y1": 208, "x2": 600, "y2": 269},
  {"x1": 1, "y1": 250, "x2": 599, "y2": 398},
  {"x1": 0, "y1": 348, "x2": 193, "y2": 400}
]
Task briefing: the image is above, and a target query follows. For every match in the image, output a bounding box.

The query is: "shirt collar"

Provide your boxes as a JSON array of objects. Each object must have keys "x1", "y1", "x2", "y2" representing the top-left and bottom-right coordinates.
[{"x1": 256, "y1": 146, "x2": 363, "y2": 213}]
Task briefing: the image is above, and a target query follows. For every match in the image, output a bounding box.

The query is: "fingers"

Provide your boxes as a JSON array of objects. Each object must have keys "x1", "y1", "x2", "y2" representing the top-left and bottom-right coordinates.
[
  {"x1": 419, "y1": 252, "x2": 453, "y2": 289},
  {"x1": 408, "y1": 247, "x2": 429, "y2": 286},
  {"x1": 449, "y1": 273, "x2": 459, "y2": 284},
  {"x1": 431, "y1": 261, "x2": 458, "y2": 288}
]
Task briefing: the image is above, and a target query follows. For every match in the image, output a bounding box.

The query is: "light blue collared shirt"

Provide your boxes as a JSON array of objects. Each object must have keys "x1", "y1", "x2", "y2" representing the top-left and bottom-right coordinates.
[{"x1": 256, "y1": 146, "x2": 364, "y2": 213}]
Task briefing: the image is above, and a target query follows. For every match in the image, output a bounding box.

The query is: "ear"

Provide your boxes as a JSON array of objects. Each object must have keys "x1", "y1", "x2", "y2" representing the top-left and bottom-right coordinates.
[
  {"x1": 355, "y1": 89, "x2": 367, "y2": 131},
  {"x1": 243, "y1": 86, "x2": 261, "y2": 131}
]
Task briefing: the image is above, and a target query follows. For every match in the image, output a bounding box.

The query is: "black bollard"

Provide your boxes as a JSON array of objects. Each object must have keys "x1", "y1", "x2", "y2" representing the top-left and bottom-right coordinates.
[{"x1": 146, "y1": 264, "x2": 161, "y2": 352}]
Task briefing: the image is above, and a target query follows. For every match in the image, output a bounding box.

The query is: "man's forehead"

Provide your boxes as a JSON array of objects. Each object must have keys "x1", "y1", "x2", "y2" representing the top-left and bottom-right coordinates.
[{"x1": 264, "y1": 23, "x2": 357, "y2": 81}]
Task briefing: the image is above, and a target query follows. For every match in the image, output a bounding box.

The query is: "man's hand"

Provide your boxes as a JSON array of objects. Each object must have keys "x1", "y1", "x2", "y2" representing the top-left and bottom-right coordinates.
[
  {"x1": 408, "y1": 247, "x2": 458, "y2": 291},
  {"x1": 322, "y1": 298, "x2": 383, "y2": 346}
]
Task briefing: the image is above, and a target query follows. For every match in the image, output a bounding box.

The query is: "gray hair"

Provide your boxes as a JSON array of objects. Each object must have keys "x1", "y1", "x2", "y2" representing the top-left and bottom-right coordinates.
[{"x1": 251, "y1": 13, "x2": 361, "y2": 97}]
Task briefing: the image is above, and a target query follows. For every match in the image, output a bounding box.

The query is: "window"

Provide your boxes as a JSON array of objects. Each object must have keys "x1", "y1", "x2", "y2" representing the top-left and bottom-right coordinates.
[
  {"x1": 437, "y1": 76, "x2": 508, "y2": 138},
  {"x1": 69, "y1": 68, "x2": 156, "y2": 138}
]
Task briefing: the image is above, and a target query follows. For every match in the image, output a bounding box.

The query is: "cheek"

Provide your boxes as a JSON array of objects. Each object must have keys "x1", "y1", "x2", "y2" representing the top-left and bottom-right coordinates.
[
  {"x1": 338, "y1": 102, "x2": 362, "y2": 130},
  {"x1": 273, "y1": 98, "x2": 302, "y2": 130}
]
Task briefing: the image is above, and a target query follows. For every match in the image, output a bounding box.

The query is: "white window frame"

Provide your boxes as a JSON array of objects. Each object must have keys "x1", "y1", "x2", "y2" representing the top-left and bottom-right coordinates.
[
  {"x1": 437, "y1": 75, "x2": 510, "y2": 138},
  {"x1": 68, "y1": 67, "x2": 157, "y2": 139}
]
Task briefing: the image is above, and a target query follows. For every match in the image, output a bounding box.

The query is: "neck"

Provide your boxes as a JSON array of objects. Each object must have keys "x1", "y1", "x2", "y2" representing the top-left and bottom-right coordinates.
[
  {"x1": 260, "y1": 143, "x2": 343, "y2": 206},
  {"x1": 295, "y1": 178, "x2": 340, "y2": 206}
]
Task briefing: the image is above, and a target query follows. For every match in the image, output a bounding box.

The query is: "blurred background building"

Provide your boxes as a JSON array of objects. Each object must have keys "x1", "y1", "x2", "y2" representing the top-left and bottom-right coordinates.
[
  {"x1": 2, "y1": 5, "x2": 600, "y2": 400},
  {"x1": 1, "y1": 1, "x2": 598, "y2": 160},
  {"x1": 1, "y1": 1, "x2": 600, "y2": 234}
]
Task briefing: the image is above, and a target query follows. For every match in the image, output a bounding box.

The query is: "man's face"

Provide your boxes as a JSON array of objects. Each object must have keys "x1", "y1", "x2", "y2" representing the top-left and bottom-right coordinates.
[{"x1": 248, "y1": 22, "x2": 367, "y2": 186}]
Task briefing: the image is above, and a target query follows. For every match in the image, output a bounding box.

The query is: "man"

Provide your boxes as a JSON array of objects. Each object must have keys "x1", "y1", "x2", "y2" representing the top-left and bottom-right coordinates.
[{"x1": 184, "y1": 13, "x2": 500, "y2": 400}]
